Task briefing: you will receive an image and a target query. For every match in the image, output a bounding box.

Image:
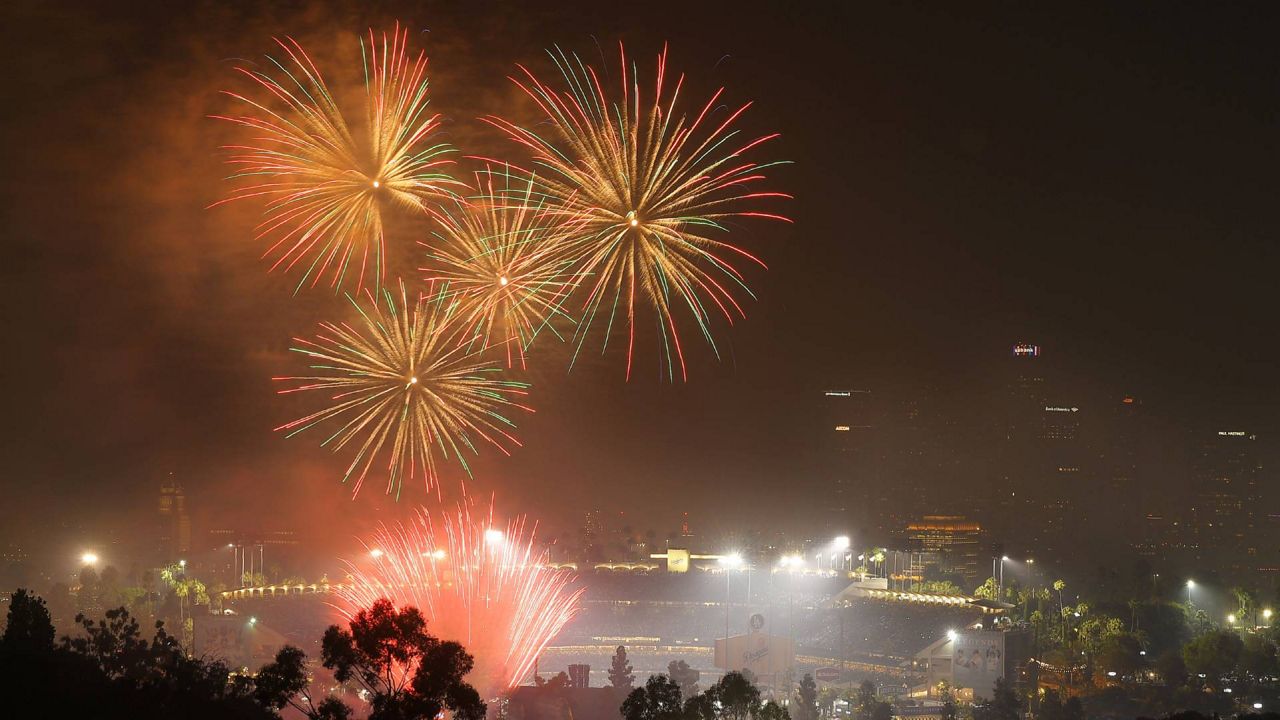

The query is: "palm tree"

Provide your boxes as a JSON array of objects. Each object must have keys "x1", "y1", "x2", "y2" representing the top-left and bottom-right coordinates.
[
  {"x1": 1231, "y1": 586, "x2": 1256, "y2": 625},
  {"x1": 1053, "y1": 580, "x2": 1067, "y2": 645}
]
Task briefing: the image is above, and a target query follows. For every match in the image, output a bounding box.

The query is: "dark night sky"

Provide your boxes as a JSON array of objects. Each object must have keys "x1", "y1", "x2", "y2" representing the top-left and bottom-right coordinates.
[{"x1": 3, "y1": 1, "x2": 1280, "y2": 554}]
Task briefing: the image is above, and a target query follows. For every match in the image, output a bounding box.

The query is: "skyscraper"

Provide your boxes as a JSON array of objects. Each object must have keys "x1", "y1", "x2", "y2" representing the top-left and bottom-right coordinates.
[
  {"x1": 821, "y1": 389, "x2": 878, "y2": 536},
  {"x1": 157, "y1": 474, "x2": 191, "y2": 563},
  {"x1": 1190, "y1": 430, "x2": 1262, "y2": 572}
]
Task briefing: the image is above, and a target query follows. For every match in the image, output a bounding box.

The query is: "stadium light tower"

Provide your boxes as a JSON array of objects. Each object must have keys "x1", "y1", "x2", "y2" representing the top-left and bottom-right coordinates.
[{"x1": 719, "y1": 553, "x2": 744, "y2": 644}]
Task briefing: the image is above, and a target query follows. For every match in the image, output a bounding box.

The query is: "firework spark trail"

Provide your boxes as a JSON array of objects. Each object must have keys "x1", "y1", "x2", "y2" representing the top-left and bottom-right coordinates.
[
  {"x1": 333, "y1": 504, "x2": 582, "y2": 698},
  {"x1": 273, "y1": 280, "x2": 532, "y2": 499},
  {"x1": 484, "y1": 43, "x2": 792, "y2": 381},
  {"x1": 212, "y1": 23, "x2": 464, "y2": 292},
  {"x1": 421, "y1": 168, "x2": 578, "y2": 368}
]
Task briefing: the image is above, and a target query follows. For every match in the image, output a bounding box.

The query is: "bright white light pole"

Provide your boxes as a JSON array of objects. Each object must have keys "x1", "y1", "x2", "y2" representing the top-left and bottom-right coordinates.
[
  {"x1": 80, "y1": 552, "x2": 99, "y2": 566},
  {"x1": 720, "y1": 553, "x2": 743, "y2": 642},
  {"x1": 833, "y1": 536, "x2": 850, "y2": 572},
  {"x1": 1186, "y1": 579, "x2": 1195, "y2": 606}
]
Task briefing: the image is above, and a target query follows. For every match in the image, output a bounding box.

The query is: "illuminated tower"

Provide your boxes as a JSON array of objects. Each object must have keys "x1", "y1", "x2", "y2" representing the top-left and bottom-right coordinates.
[
  {"x1": 157, "y1": 474, "x2": 191, "y2": 562},
  {"x1": 1191, "y1": 430, "x2": 1262, "y2": 573},
  {"x1": 821, "y1": 389, "x2": 879, "y2": 537}
]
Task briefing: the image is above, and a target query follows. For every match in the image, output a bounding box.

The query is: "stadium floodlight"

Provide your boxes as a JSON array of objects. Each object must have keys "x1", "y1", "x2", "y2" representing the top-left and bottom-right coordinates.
[
  {"x1": 833, "y1": 536, "x2": 850, "y2": 551},
  {"x1": 720, "y1": 552, "x2": 743, "y2": 569},
  {"x1": 484, "y1": 528, "x2": 505, "y2": 546},
  {"x1": 80, "y1": 552, "x2": 99, "y2": 566}
]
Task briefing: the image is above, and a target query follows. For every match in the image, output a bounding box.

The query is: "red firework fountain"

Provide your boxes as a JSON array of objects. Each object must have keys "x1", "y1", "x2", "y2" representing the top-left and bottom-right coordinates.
[{"x1": 332, "y1": 504, "x2": 582, "y2": 698}]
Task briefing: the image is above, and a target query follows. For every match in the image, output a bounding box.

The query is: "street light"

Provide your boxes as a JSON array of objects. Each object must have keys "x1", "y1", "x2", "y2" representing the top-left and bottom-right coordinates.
[
  {"x1": 1186, "y1": 579, "x2": 1195, "y2": 605},
  {"x1": 1227, "y1": 614, "x2": 1237, "y2": 625},
  {"x1": 80, "y1": 552, "x2": 99, "y2": 566},
  {"x1": 947, "y1": 629, "x2": 957, "y2": 642}
]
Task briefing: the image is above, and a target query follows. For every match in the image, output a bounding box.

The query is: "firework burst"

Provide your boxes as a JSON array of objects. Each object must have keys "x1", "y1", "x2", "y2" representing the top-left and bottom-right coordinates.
[
  {"x1": 213, "y1": 23, "x2": 463, "y2": 292},
  {"x1": 273, "y1": 281, "x2": 532, "y2": 499},
  {"x1": 485, "y1": 43, "x2": 791, "y2": 380},
  {"x1": 421, "y1": 169, "x2": 577, "y2": 368},
  {"x1": 334, "y1": 504, "x2": 582, "y2": 698}
]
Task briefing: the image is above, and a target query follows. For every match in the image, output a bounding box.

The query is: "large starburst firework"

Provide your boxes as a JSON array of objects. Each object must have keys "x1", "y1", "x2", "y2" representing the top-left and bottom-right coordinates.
[
  {"x1": 273, "y1": 282, "x2": 532, "y2": 499},
  {"x1": 213, "y1": 23, "x2": 463, "y2": 291},
  {"x1": 485, "y1": 44, "x2": 791, "y2": 380},
  {"x1": 333, "y1": 504, "x2": 582, "y2": 698},
  {"x1": 421, "y1": 169, "x2": 577, "y2": 368}
]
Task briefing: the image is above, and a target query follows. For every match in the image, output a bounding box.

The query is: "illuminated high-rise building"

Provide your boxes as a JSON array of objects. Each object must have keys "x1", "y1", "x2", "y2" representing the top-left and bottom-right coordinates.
[
  {"x1": 1190, "y1": 430, "x2": 1262, "y2": 571},
  {"x1": 820, "y1": 389, "x2": 878, "y2": 536},
  {"x1": 157, "y1": 474, "x2": 191, "y2": 563}
]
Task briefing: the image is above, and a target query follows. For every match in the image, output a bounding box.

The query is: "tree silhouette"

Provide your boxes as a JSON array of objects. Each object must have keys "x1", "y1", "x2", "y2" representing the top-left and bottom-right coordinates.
[
  {"x1": 1181, "y1": 629, "x2": 1243, "y2": 685},
  {"x1": 255, "y1": 645, "x2": 352, "y2": 719},
  {"x1": 706, "y1": 671, "x2": 760, "y2": 720},
  {"x1": 854, "y1": 680, "x2": 877, "y2": 720},
  {"x1": 668, "y1": 659, "x2": 701, "y2": 700},
  {"x1": 793, "y1": 674, "x2": 818, "y2": 720},
  {"x1": 972, "y1": 677, "x2": 1020, "y2": 720},
  {"x1": 321, "y1": 598, "x2": 485, "y2": 720},
  {"x1": 1, "y1": 588, "x2": 54, "y2": 654},
  {"x1": 621, "y1": 674, "x2": 686, "y2": 720},
  {"x1": 610, "y1": 645, "x2": 635, "y2": 690}
]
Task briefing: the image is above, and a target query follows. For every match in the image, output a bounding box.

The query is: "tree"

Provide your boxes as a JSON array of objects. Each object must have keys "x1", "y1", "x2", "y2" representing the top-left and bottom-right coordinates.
[
  {"x1": 1, "y1": 588, "x2": 54, "y2": 654},
  {"x1": 610, "y1": 645, "x2": 636, "y2": 690},
  {"x1": 254, "y1": 645, "x2": 352, "y2": 719},
  {"x1": 793, "y1": 674, "x2": 818, "y2": 720},
  {"x1": 621, "y1": 674, "x2": 686, "y2": 720},
  {"x1": 668, "y1": 659, "x2": 700, "y2": 700},
  {"x1": 706, "y1": 671, "x2": 761, "y2": 720},
  {"x1": 972, "y1": 677, "x2": 1020, "y2": 720},
  {"x1": 1155, "y1": 649, "x2": 1188, "y2": 688},
  {"x1": 1095, "y1": 632, "x2": 1145, "y2": 677},
  {"x1": 1039, "y1": 689, "x2": 1065, "y2": 720},
  {"x1": 321, "y1": 599, "x2": 485, "y2": 720},
  {"x1": 756, "y1": 701, "x2": 791, "y2": 720},
  {"x1": 1182, "y1": 629, "x2": 1243, "y2": 685},
  {"x1": 870, "y1": 702, "x2": 892, "y2": 720},
  {"x1": 1237, "y1": 632, "x2": 1278, "y2": 679},
  {"x1": 854, "y1": 680, "x2": 877, "y2": 720},
  {"x1": 1063, "y1": 696, "x2": 1083, "y2": 720},
  {"x1": 56, "y1": 603, "x2": 272, "y2": 719}
]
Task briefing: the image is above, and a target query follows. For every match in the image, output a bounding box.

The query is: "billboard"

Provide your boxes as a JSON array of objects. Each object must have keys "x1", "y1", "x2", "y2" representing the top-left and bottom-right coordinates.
[
  {"x1": 714, "y1": 614, "x2": 795, "y2": 677},
  {"x1": 951, "y1": 631, "x2": 1005, "y2": 699}
]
